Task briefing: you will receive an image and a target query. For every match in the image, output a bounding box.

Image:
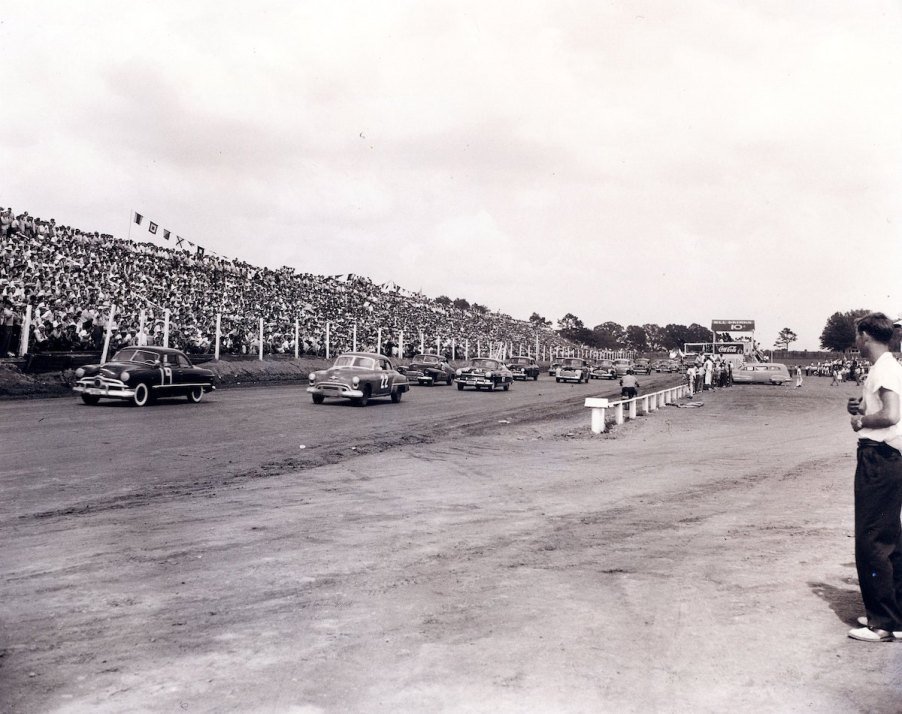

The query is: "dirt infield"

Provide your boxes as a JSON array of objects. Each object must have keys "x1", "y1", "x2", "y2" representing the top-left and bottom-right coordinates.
[{"x1": 3, "y1": 375, "x2": 901, "y2": 713}]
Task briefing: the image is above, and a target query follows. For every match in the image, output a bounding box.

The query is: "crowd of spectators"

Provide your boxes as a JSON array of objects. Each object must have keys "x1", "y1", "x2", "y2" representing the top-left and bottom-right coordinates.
[
  {"x1": 803, "y1": 358, "x2": 869, "y2": 385},
  {"x1": 0, "y1": 205, "x2": 570, "y2": 360}
]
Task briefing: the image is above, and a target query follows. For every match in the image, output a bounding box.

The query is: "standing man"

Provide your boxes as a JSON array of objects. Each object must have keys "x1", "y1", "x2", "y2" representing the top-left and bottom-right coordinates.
[{"x1": 847, "y1": 313, "x2": 902, "y2": 642}]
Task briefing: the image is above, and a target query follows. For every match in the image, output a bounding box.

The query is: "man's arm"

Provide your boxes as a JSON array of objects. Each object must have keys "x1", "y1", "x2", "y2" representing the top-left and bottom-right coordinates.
[{"x1": 851, "y1": 387, "x2": 901, "y2": 431}]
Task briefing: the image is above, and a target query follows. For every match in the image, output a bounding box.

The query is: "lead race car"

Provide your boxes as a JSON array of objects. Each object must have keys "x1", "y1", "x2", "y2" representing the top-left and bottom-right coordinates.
[
  {"x1": 307, "y1": 352, "x2": 410, "y2": 406},
  {"x1": 454, "y1": 358, "x2": 513, "y2": 391},
  {"x1": 506, "y1": 356, "x2": 540, "y2": 381},
  {"x1": 72, "y1": 346, "x2": 216, "y2": 407}
]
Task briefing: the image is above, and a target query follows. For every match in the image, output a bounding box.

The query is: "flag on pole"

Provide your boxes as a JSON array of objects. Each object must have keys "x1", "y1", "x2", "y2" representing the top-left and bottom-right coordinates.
[
  {"x1": 196, "y1": 246, "x2": 205, "y2": 258},
  {"x1": 133, "y1": 212, "x2": 143, "y2": 225},
  {"x1": 148, "y1": 222, "x2": 158, "y2": 234},
  {"x1": 163, "y1": 230, "x2": 170, "y2": 240},
  {"x1": 175, "y1": 236, "x2": 184, "y2": 248}
]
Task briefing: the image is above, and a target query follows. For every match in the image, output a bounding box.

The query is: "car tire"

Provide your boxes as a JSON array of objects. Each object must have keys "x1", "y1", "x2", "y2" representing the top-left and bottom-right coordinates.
[
  {"x1": 533, "y1": 373, "x2": 538, "y2": 381},
  {"x1": 81, "y1": 394, "x2": 100, "y2": 406},
  {"x1": 503, "y1": 382, "x2": 510, "y2": 391},
  {"x1": 312, "y1": 393, "x2": 325, "y2": 404},
  {"x1": 457, "y1": 382, "x2": 464, "y2": 391},
  {"x1": 556, "y1": 378, "x2": 561, "y2": 383},
  {"x1": 357, "y1": 386, "x2": 371, "y2": 406},
  {"x1": 487, "y1": 382, "x2": 495, "y2": 392},
  {"x1": 132, "y1": 383, "x2": 151, "y2": 407},
  {"x1": 187, "y1": 386, "x2": 204, "y2": 403},
  {"x1": 390, "y1": 388, "x2": 402, "y2": 403},
  {"x1": 446, "y1": 374, "x2": 452, "y2": 385}
]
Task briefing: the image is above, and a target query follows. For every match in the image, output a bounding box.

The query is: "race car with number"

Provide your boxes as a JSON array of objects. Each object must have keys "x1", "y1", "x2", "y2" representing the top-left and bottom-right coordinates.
[
  {"x1": 556, "y1": 357, "x2": 592, "y2": 383},
  {"x1": 307, "y1": 352, "x2": 410, "y2": 406},
  {"x1": 454, "y1": 358, "x2": 513, "y2": 391},
  {"x1": 401, "y1": 353, "x2": 454, "y2": 386},
  {"x1": 506, "y1": 356, "x2": 541, "y2": 381},
  {"x1": 72, "y1": 346, "x2": 216, "y2": 407}
]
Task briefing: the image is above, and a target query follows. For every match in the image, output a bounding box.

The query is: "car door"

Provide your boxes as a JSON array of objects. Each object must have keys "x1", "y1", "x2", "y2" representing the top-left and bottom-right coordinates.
[{"x1": 377, "y1": 358, "x2": 393, "y2": 396}]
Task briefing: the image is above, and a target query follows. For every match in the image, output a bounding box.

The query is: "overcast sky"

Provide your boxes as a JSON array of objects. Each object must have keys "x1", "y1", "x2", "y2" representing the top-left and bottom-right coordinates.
[{"x1": 2, "y1": 1, "x2": 901, "y2": 349}]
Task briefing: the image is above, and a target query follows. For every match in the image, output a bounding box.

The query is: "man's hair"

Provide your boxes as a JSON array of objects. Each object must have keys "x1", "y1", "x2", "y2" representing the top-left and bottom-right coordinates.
[{"x1": 856, "y1": 312, "x2": 895, "y2": 344}]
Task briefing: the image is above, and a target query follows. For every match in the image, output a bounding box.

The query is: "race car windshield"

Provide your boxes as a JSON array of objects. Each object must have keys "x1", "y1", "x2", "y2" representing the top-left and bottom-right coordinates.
[
  {"x1": 471, "y1": 359, "x2": 500, "y2": 369},
  {"x1": 334, "y1": 355, "x2": 376, "y2": 369},
  {"x1": 416, "y1": 355, "x2": 439, "y2": 363},
  {"x1": 112, "y1": 349, "x2": 161, "y2": 365}
]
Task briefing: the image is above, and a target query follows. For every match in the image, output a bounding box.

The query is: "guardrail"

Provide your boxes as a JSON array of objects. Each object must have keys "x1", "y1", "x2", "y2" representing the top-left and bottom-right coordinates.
[{"x1": 585, "y1": 384, "x2": 690, "y2": 434}]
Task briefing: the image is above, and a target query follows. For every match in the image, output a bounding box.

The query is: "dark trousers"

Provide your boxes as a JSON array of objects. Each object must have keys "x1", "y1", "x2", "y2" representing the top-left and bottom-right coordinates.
[{"x1": 855, "y1": 440, "x2": 902, "y2": 631}]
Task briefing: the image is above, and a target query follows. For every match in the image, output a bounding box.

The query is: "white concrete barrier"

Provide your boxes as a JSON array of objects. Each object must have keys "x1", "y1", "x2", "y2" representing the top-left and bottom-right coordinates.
[{"x1": 585, "y1": 384, "x2": 689, "y2": 434}]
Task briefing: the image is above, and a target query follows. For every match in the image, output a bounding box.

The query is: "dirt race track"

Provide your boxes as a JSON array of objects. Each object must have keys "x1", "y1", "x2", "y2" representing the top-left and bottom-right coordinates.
[{"x1": 3, "y1": 373, "x2": 902, "y2": 713}]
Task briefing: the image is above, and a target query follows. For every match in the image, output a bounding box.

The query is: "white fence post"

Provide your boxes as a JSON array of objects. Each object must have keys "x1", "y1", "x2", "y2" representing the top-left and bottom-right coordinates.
[
  {"x1": 377, "y1": 327, "x2": 382, "y2": 356},
  {"x1": 163, "y1": 308, "x2": 170, "y2": 348},
  {"x1": 399, "y1": 330, "x2": 404, "y2": 360},
  {"x1": 18, "y1": 304, "x2": 32, "y2": 357},
  {"x1": 465, "y1": 339, "x2": 469, "y2": 361},
  {"x1": 216, "y1": 313, "x2": 222, "y2": 361},
  {"x1": 325, "y1": 322, "x2": 331, "y2": 360},
  {"x1": 258, "y1": 317, "x2": 264, "y2": 361},
  {"x1": 100, "y1": 304, "x2": 115, "y2": 364},
  {"x1": 294, "y1": 318, "x2": 299, "y2": 359},
  {"x1": 353, "y1": 323, "x2": 357, "y2": 352}
]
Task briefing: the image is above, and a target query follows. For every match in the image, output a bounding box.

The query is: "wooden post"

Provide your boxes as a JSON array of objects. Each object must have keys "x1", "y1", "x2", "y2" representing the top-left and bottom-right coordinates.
[
  {"x1": 398, "y1": 330, "x2": 404, "y2": 360},
  {"x1": 258, "y1": 317, "x2": 264, "y2": 361},
  {"x1": 585, "y1": 397, "x2": 609, "y2": 434},
  {"x1": 163, "y1": 309, "x2": 170, "y2": 348},
  {"x1": 377, "y1": 327, "x2": 382, "y2": 355},
  {"x1": 353, "y1": 323, "x2": 357, "y2": 352},
  {"x1": 325, "y1": 322, "x2": 331, "y2": 360},
  {"x1": 294, "y1": 318, "x2": 299, "y2": 359},
  {"x1": 215, "y1": 313, "x2": 222, "y2": 361},
  {"x1": 465, "y1": 339, "x2": 469, "y2": 361},
  {"x1": 138, "y1": 309, "x2": 147, "y2": 347}
]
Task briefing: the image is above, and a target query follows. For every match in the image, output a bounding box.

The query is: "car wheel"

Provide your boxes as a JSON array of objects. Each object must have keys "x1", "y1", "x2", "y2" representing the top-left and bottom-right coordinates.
[
  {"x1": 503, "y1": 382, "x2": 510, "y2": 391},
  {"x1": 390, "y1": 388, "x2": 402, "y2": 403},
  {"x1": 487, "y1": 382, "x2": 495, "y2": 392},
  {"x1": 187, "y1": 386, "x2": 204, "y2": 403},
  {"x1": 312, "y1": 393, "x2": 325, "y2": 404},
  {"x1": 81, "y1": 394, "x2": 100, "y2": 406},
  {"x1": 446, "y1": 374, "x2": 452, "y2": 385},
  {"x1": 132, "y1": 383, "x2": 151, "y2": 407},
  {"x1": 533, "y1": 373, "x2": 538, "y2": 381},
  {"x1": 556, "y1": 378, "x2": 561, "y2": 383},
  {"x1": 457, "y1": 382, "x2": 464, "y2": 391},
  {"x1": 356, "y1": 386, "x2": 371, "y2": 406}
]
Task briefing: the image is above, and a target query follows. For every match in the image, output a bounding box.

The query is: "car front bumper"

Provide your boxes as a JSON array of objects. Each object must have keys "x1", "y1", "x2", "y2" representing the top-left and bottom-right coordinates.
[
  {"x1": 307, "y1": 384, "x2": 364, "y2": 399},
  {"x1": 455, "y1": 375, "x2": 495, "y2": 387}
]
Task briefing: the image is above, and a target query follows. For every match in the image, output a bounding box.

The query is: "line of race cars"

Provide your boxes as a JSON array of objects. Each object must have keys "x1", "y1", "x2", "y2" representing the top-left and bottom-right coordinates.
[{"x1": 70, "y1": 347, "x2": 683, "y2": 409}]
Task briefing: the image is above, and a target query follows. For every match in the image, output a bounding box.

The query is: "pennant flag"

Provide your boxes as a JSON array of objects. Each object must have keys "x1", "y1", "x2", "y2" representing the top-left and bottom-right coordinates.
[
  {"x1": 196, "y1": 246, "x2": 205, "y2": 258},
  {"x1": 187, "y1": 241, "x2": 195, "y2": 248},
  {"x1": 175, "y1": 236, "x2": 184, "y2": 248},
  {"x1": 133, "y1": 212, "x2": 143, "y2": 225},
  {"x1": 148, "y1": 222, "x2": 158, "y2": 234},
  {"x1": 163, "y1": 230, "x2": 170, "y2": 240}
]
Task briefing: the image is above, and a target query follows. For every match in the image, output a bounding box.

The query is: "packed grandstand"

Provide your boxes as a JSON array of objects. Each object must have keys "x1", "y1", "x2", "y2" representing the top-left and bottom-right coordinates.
[{"x1": 0, "y1": 206, "x2": 578, "y2": 359}]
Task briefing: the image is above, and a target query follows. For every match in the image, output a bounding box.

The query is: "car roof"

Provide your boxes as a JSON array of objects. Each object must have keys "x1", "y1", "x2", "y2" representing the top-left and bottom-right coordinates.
[
  {"x1": 341, "y1": 352, "x2": 383, "y2": 358},
  {"x1": 116, "y1": 346, "x2": 183, "y2": 355}
]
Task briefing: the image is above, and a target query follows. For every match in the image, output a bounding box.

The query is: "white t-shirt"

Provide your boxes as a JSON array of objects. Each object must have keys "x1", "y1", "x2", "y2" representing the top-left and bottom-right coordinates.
[{"x1": 858, "y1": 351, "x2": 902, "y2": 444}]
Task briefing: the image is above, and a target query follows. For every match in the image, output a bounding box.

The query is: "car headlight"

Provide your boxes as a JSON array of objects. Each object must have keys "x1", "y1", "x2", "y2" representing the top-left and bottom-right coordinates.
[
  {"x1": 486, "y1": 371, "x2": 493, "y2": 378},
  {"x1": 119, "y1": 371, "x2": 131, "y2": 382},
  {"x1": 309, "y1": 373, "x2": 316, "y2": 383},
  {"x1": 352, "y1": 376, "x2": 360, "y2": 386},
  {"x1": 455, "y1": 369, "x2": 462, "y2": 376},
  {"x1": 75, "y1": 367, "x2": 85, "y2": 378}
]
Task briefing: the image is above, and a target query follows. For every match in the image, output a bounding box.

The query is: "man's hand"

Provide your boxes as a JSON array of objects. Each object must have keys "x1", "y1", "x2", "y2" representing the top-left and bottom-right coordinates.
[{"x1": 847, "y1": 397, "x2": 863, "y2": 415}]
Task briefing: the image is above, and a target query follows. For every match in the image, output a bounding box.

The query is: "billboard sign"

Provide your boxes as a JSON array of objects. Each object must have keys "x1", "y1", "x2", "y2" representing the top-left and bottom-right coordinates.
[{"x1": 711, "y1": 319, "x2": 755, "y2": 332}]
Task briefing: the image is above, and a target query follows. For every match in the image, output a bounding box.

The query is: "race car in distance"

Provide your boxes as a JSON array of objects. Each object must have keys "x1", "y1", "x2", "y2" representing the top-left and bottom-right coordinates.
[
  {"x1": 613, "y1": 358, "x2": 634, "y2": 377},
  {"x1": 507, "y1": 356, "x2": 540, "y2": 381},
  {"x1": 455, "y1": 358, "x2": 513, "y2": 391},
  {"x1": 731, "y1": 362, "x2": 792, "y2": 385},
  {"x1": 556, "y1": 357, "x2": 592, "y2": 383},
  {"x1": 548, "y1": 361, "x2": 561, "y2": 377},
  {"x1": 72, "y1": 346, "x2": 216, "y2": 407},
  {"x1": 307, "y1": 352, "x2": 410, "y2": 406},
  {"x1": 401, "y1": 353, "x2": 454, "y2": 386},
  {"x1": 632, "y1": 358, "x2": 652, "y2": 375},
  {"x1": 591, "y1": 359, "x2": 616, "y2": 380}
]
